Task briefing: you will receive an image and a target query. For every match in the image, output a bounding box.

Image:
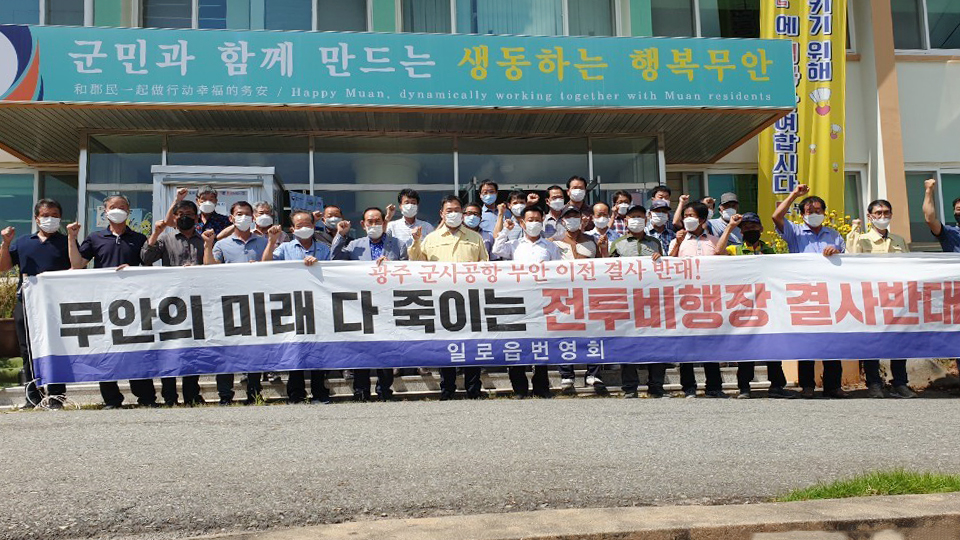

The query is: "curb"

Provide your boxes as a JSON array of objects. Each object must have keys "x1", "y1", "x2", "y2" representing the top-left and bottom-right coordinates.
[{"x1": 191, "y1": 492, "x2": 960, "y2": 540}]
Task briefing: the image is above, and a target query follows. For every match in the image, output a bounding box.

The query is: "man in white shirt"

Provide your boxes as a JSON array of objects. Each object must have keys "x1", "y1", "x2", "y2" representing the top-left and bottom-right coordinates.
[
  {"x1": 491, "y1": 205, "x2": 560, "y2": 398},
  {"x1": 385, "y1": 188, "x2": 435, "y2": 248},
  {"x1": 586, "y1": 201, "x2": 621, "y2": 244}
]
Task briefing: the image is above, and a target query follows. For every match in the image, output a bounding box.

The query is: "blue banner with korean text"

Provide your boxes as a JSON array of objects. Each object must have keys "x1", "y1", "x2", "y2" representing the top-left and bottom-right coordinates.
[
  {"x1": 0, "y1": 24, "x2": 795, "y2": 110},
  {"x1": 21, "y1": 254, "x2": 960, "y2": 385}
]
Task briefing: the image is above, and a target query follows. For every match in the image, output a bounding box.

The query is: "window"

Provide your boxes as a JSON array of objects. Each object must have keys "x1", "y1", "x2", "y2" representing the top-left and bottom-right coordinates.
[
  {"x1": 650, "y1": 0, "x2": 695, "y2": 37},
  {"x1": 88, "y1": 134, "x2": 162, "y2": 185},
  {"x1": 906, "y1": 172, "x2": 937, "y2": 243},
  {"x1": 402, "y1": 0, "x2": 614, "y2": 36},
  {"x1": 926, "y1": 0, "x2": 960, "y2": 49},
  {"x1": 143, "y1": 0, "x2": 192, "y2": 28},
  {"x1": 843, "y1": 172, "x2": 863, "y2": 222},
  {"x1": 706, "y1": 173, "x2": 758, "y2": 214},
  {"x1": 316, "y1": 0, "x2": 366, "y2": 32},
  {"x1": 402, "y1": 0, "x2": 451, "y2": 33},
  {"x1": 39, "y1": 173, "x2": 79, "y2": 224},
  {"x1": 458, "y1": 137, "x2": 587, "y2": 189},
  {"x1": 264, "y1": 0, "x2": 311, "y2": 30},
  {"x1": 47, "y1": 0, "x2": 85, "y2": 25},
  {"x1": 0, "y1": 174, "x2": 35, "y2": 232},
  {"x1": 699, "y1": 0, "x2": 760, "y2": 39},
  {"x1": 0, "y1": 0, "x2": 40, "y2": 24},
  {"x1": 567, "y1": 0, "x2": 613, "y2": 37},
  {"x1": 893, "y1": 0, "x2": 960, "y2": 50},
  {"x1": 168, "y1": 135, "x2": 309, "y2": 184}
]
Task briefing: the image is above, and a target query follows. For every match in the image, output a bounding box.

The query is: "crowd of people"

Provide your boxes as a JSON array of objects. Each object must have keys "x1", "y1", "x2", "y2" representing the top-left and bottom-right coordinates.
[{"x1": 1, "y1": 175, "x2": 957, "y2": 409}]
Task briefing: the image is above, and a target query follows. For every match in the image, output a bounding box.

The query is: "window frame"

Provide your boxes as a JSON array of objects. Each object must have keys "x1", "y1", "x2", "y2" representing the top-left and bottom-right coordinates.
[
  {"x1": 401, "y1": 0, "x2": 620, "y2": 37},
  {"x1": 893, "y1": 0, "x2": 960, "y2": 53},
  {"x1": 33, "y1": 0, "x2": 94, "y2": 26},
  {"x1": 138, "y1": 0, "x2": 372, "y2": 31}
]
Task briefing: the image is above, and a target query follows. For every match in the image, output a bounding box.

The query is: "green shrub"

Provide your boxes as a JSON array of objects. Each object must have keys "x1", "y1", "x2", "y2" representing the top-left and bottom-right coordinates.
[{"x1": 0, "y1": 268, "x2": 17, "y2": 319}]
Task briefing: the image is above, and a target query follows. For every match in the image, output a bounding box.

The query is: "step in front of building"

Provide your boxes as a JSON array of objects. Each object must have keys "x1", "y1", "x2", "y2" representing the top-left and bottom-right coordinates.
[{"x1": 0, "y1": 365, "x2": 788, "y2": 408}]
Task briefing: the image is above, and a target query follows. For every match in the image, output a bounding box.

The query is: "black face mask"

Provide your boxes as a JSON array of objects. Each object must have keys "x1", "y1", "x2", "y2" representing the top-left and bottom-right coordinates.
[
  {"x1": 743, "y1": 230, "x2": 762, "y2": 244},
  {"x1": 176, "y1": 216, "x2": 196, "y2": 231}
]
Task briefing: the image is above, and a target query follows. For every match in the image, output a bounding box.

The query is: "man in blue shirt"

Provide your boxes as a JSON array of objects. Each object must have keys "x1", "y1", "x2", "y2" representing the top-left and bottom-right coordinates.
[
  {"x1": 645, "y1": 199, "x2": 676, "y2": 253},
  {"x1": 331, "y1": 207, "x2": 407, "y2": 401},
  {"x1": 69, "y1": 194, "x2": 155, "y2": 409},
  {"x1": 772, "y1": 183, "x2": 846, "y2": 399},
  {"x1": 0, "y1": 199, "x2": 71, "y2": 409},
  {"x1": 263, "y1": 210, "x2": 331, "y2": 404},
  {"x1": 923, "y1": 177, "x2": 960, "y2": 252},
  {"x1": 478, "y1": 180, "x2": 500, "y2": 234},
  {"x1": 204, "y1": 201, "x2": 269, "y2": 406},
  {"x1": 922, "y1": 177, "x2": 960, "y2": 377}
]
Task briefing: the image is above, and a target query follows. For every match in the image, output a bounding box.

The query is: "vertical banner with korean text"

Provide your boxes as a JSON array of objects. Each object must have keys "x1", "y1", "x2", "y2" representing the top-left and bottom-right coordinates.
[{"x1": 759, "y1": 0, "x2": 846, "y2": 226}]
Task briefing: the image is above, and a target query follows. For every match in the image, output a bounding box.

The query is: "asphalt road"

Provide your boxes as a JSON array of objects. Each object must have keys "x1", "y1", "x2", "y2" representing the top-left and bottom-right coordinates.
[{"x1": 1, "y1": 396, "x2": 959, "y2": 540}]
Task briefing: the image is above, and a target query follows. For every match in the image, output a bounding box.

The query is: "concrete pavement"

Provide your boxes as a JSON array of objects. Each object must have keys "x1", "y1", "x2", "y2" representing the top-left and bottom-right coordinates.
[{"x1": 0, "y1": 397, "x2": 958, "y2": 540}]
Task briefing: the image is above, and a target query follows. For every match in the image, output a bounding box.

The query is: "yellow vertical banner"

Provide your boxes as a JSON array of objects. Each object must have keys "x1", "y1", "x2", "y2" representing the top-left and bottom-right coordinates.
[{"x1": 759, "y1": 0, "x2": 846, "y2": 228}]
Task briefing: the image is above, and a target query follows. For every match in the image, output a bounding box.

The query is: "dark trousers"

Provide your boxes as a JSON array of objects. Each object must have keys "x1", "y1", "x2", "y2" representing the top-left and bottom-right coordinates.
[
  {"x1": 621, "y1": 363, "x2": 668, "y2": 395},
  {"x1": 863, "y1": 360, "x2": 908, "y2": 388},
  {"x1": 14, "y1": 302, "x2": 64, "y2": 404},
  {"x1": 216, "y1": 373, "x2": 264, "y2": 403},
  {"x1": 286, "y1": 370, "x2": 328, "y2": 402},
  {"x1": 160, "y1": 376, "x2": 201, "y2": 405},
  {"x1": 798, "y1": 360, "x2": 842, "y2": 391},
  {"x1": 439, "y1": 367, "x2": 482, "y2": 399},
  {"x1": 737, "y1": 362, "x2": 788, "y2": 393},
  {"x1": 99, "y1": 379, "x2": 157, "y2": 407},
  {"x1": 353, "y1": 369, "x2": 395, "y2": 398},
  {"x1": 680, "y1": 362, "x2": 723, "y2": 393},
  {"x1": 508, "y1": 365, "x2": 550, "y2": 397},
  {"x1": 558, "y1": 364, "x2": 601, "y2": 381}
]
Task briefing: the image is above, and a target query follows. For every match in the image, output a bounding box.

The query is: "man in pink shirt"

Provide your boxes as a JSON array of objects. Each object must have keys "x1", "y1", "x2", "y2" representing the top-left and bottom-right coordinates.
[{"x1": 667, "y1": 200, "x2": 733, "y2": 398}]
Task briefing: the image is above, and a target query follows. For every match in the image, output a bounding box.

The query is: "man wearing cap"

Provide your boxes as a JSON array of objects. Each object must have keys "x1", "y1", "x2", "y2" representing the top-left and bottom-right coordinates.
[
  {"x1": 645, "y1": 199, "x2": 676, "y2": 255},
  {"x1": 725, "y1": 213, "x2": 798, "y2": 399},
  {"x1": 707, "y1": 192, "x2": 743, "y2": 245}
]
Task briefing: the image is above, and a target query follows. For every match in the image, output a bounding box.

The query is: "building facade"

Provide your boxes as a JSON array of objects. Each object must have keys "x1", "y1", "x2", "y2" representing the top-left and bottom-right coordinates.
[{"x1": 0, "y1": 0, "x2": 956, "y2": 250}]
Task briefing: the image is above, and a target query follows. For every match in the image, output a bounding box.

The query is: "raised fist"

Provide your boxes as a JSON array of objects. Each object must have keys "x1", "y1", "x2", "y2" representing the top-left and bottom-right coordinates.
[
  {"x1": 729, "y1": 214, "x2": 743, "y2": 227},
  {"x1": 1, "y1": 226, "x2": 15, "y2": 244},
  {"x1": 153, "y1": 220, "x2": 167, "y2": 235},
  {"x1": 925, "y1": 178, "x2": 937, "y2": 190},
  {"x1": 794, "y1": 184, "x2": 810, "y2": 196},
  {"x1": 202, "y1": 229, "x2": 216, "y2": 246},
  {"x1": 412, "y1": 226, "x2": 422, "y2": 241},
  {"x1": 66, "y1": 222, "x2": 81, "y2": 238},
  {"x1": 851, "y1": 218, "x2": 863, "y2": 231},
  {"x1": 176, "y1": 188, "x2": 189, "y2": 202},
  {"x1": 267, "y1": 225, "x2": 283, "y2": 241},
  {"x1": 336, "y1": 220, "x2": 351, "y2": 235}
]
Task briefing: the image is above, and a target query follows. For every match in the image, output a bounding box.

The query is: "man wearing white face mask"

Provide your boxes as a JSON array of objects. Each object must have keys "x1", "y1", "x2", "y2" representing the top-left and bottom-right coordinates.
[
  {"x1": 477, "y1": 180, "x2": 500, "y2": 234},
  {"x1": 250, "y1": 201, "x2": 289, "y2": 243},
  {"x1": 410, "y1": 195, "x2": 489, "y2": 400},
  {"x1": 609, "y1": 205, "x2": 669, "y2": 399},
  {"x1": 492, "y1": 205, "x2": 561, "y2": 398},
  {"x1": 1, "y1": 199, "x2": 71, "y2": 409},
  {"x1": 330, "y1": 207, "x2": 407, "y2": 402},
  {"x1": 645, "y1": 199, "x2": 676, "y2": 254},
  {"x1": 566, "y1": 176, "x2": 589, "y2": 212},
  {"x1": 203, "y1": 201, "x2": 270, "y2": 406},
  {"x1": 263, "y1": 210, "x2": 333, "y2": 404},
  {"x1": 165, "y1": 185, "x2": 231, "y2": 239},
  {"x1": 706, "y1": 192, "x2": 743, "y2": 246},
  {"x1": 587, "y1": 202, "x2": 620, "y2": 245},
  {"x1": 69, "y1": 195, "x2": 157, "y2": 409},
  {"x1": 610, "y1": 190, "x2": 633, "y2": 237},
  {"x1": 846, "y1": 200, "x2": 915, "y2": 399},
  {"x1": 386, "y1": 188, "x2": 435, "y2": 248},
  {"x1": 772, "y1": 183, "x2": 846, "y2": 399},
  {"x1": 668, "y1": 201, "x2": 733, "y2": 399},
  {"x1": 543, "y1": 185, "x2": 567, "y2": 240},
  {"x1": 493, "y1": 190, "x2": 528, "y2": 244}
]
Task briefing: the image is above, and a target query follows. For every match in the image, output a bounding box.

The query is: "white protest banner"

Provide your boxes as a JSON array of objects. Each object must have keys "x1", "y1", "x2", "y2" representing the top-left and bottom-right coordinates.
[{"x1": 22, "y1": 254, "x2": 960, "y2": 385}]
